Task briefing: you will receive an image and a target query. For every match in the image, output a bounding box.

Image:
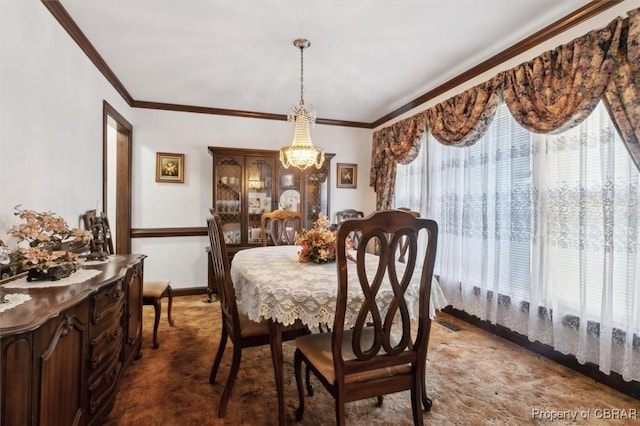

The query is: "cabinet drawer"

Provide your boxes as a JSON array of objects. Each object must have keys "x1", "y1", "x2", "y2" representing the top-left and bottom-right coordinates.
[
  {"x1": 91, "y1": 280, "x2": 124, "y2": 332},
  {"x1": 88, "y1": 348, "x2": 122, "y2": 416},
  {"x1": 88, "y1": 313, "x2": 123, "y2": 374}
]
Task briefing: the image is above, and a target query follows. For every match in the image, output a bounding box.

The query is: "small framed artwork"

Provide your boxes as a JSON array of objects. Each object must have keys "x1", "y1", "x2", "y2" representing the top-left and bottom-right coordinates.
[
  {"x1": 337, "y1": 163, "x2": 357, "y2": 189},
  {"x1": 156, "y1": 152, "x2": 185, "y2": 183}
]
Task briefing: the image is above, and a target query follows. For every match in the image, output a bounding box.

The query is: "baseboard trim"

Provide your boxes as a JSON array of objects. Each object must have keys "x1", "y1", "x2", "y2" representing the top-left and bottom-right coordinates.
[{"x1": 442, "y1": 306, "x2": 639, "y2": 400}]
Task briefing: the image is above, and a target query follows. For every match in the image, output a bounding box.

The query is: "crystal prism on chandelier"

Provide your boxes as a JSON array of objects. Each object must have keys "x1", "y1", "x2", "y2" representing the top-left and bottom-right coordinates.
[{"x1": 280, "y1": 38, "x2": 325, "y2": 170}]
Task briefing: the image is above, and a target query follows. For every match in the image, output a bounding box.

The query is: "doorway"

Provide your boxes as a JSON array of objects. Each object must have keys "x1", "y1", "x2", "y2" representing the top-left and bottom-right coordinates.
[{"x1": 103, "y1": 101, "x2": 132, "y2": 254}]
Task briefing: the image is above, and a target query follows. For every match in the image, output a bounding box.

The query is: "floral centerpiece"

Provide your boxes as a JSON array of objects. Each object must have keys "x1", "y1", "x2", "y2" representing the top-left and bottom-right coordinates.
[
  {"x1": 6, "y1": 206, "x2": 92, "y2": 281},
  {"x1": 296, "y1": 213, "x2": 337, "y2": 263}
]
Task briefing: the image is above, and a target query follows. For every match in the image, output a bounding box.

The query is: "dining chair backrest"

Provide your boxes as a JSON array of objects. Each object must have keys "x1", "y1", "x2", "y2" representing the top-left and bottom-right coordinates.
[
  {"x1": 336, "y1": 209, "x2": 365, "y2": 250},
  {"x1": 335, "y1": 209, "x2": 438, "y2": 394},
  {"x1": 396, "y1": 207, "x2": 420, "y2": 263},
  {"x1": 396, "y1": 207, "x2": 419, "y2": 217},
  {"x1": 260, "y1": 209, "x2": 302, "y2": 246},
  {"x1": 335, "y1": 209, "x2": 364, "y2": 223},
  {"x1": 82, "y1": 209, "x2": 115, "y2": 255},
  {"x1": 206, "y1": 215, "x2": 241, "y2": 338}
]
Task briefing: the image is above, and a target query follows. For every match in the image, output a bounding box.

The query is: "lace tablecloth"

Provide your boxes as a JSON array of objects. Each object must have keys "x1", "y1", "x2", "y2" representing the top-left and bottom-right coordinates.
[
  {"x1": 230, "y1": 245, "x2": 448, "y2": 327},
  {"x1": 0, "y1": 293, "x2": 31, "y2": 314}
]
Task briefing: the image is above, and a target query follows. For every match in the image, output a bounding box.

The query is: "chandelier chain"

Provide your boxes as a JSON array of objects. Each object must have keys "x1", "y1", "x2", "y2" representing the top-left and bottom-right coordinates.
[{"x1": 299, "y1": 45, "x2": 305, "y2": 106}]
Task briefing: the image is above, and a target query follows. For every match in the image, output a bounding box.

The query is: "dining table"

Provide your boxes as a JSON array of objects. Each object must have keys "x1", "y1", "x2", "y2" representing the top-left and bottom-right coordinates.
[{"x1": 230, "y1": 245, "x2": 448, "y2": 425}]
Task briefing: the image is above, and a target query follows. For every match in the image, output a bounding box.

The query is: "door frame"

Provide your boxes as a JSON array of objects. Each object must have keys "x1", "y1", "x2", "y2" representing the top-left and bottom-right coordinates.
[{"x1": 103, "y1": 101, "x2": 132, "y2": 254}]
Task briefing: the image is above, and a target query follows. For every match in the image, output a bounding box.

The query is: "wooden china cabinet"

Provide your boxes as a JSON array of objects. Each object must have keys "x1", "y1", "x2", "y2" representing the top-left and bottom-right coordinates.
[{"x1": 208, "y1": 146, "x2": 334, "y2": 258}]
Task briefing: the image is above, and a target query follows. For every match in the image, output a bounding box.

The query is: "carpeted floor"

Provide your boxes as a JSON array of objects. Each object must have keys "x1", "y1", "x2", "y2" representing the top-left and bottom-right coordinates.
[{"x1": 105, "y1": 295, "x2": 639, "y2": 425}]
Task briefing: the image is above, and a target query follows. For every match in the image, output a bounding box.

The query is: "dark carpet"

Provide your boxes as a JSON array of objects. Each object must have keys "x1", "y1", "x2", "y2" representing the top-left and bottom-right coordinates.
[{"x1": 105, "y1": 295, "x2": 639, "y2": 425}]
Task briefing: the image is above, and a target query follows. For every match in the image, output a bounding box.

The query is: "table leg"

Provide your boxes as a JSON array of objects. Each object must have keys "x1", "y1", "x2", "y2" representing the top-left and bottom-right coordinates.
[{"x1": 268, "y1": 319, "x2": 285, "y2": 426}]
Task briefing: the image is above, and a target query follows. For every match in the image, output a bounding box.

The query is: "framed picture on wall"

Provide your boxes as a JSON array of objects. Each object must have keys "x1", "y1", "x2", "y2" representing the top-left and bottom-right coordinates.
[
  {"x1": 337, "y1": 163, "x2": 357, "y2": 189},
  {"x1": 156, "y1": 152, "x2": 185, "y2": 183}
]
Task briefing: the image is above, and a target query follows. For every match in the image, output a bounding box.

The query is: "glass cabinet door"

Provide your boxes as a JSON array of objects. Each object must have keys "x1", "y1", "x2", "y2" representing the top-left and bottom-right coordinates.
[
  {"x1": 214, "y1": 155, "x2": 242, "y2": 245},
  {"x1": 246, "y1": 156, "x2": 275, "y2": 245},
  {"x1": 303, "y1": 164, "x2": 329, "y2": 229},
  {"x1": 277, "y1": 165, "x2": 301, "y2": 212}
]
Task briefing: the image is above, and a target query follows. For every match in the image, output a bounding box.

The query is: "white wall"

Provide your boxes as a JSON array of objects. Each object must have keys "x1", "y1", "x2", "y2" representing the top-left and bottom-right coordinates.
[
  {"x1": 0, "y1": 1, "x2": 131, "y2": 234},
  {"x1": 130, "y1": 108, "x2": 373, "y2": 287}
]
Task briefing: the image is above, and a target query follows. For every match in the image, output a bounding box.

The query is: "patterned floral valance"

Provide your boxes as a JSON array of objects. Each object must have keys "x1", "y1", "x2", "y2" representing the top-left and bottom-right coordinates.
[
  {"x1": 502, "y1": 18, "x2": 621, "y2": 134},
  {"x1": 425, "y1": 76, "x2": 502, "y2": 147},
  {"x1": 370, "y1": 7, "x2": 640, "y2": 200},
  {"x1": 604, "y1": 9, "x2": 640, "y2": 170},
  {"x1": 370, "y1": 115, "x2": 426, "y2": 209}
]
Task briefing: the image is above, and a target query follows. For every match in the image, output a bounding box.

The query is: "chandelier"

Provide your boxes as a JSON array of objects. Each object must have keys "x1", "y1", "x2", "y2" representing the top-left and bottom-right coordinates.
[{"x1": 279, "y1": 38, "x2": 325, "y2": 170}]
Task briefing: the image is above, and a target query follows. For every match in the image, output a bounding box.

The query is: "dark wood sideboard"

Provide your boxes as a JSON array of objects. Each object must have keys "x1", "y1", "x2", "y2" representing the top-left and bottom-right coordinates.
[{"x1": 0, "y1": 254, "x2": 145, "y2": 425}]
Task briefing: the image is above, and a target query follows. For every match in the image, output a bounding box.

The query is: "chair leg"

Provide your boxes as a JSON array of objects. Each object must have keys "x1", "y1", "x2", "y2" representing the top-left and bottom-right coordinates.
[
  {"x1": 305, "y1": 364, "x2": 314, "y2": 396},
  {"x1": 411, "y1": 375, "x2": 424, "y2": 426},
  {"x1": 165, "y1": 286, "x2": 175, "y2": 326},
  {"x1": 294, "y1": 349, "x2": 306, "y2": 422},
  {"x1": 151, "y1": 298, "x2": 161, "y2": 349},
  {"x1": 209, "y1": 326, "x2": 228, "y2": 384},
  {"x1": 422, "y1": 387, "x2": 432, "y2": 411},
  {"x1": 335, "y1": 398, "x2": 346, "y2": 426},
  {"x1": 218, "y1": 343, "x2": 242, "y2": 418},
  {"x1": 421, "y1": 359, "x2": 432, "y2": 411}
]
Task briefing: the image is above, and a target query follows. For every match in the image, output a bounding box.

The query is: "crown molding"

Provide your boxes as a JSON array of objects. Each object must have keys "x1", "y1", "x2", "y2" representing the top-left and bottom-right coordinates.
[
  {"x1": 41, "y1": 0, "x2": 135, "y2": 106},
  {"x1": 42, "y1": 0, "x2": 620, "y2": 130}
]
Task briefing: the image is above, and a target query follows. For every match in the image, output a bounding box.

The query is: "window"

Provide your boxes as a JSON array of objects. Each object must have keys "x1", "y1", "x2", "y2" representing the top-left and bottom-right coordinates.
[
  {"x1": 395, "y1": 102, "x2": 640, "y2": 381},
  {"x1": 535, "y1": 105, "x2": 639, "y2": 327}
]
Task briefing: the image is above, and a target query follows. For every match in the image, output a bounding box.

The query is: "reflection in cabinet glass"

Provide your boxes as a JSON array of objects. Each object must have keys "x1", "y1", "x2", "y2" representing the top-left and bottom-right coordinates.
[
  {"x1": 303, "y1": 166, "x2": 330, "y2": 229},
  {"x1": 214, "y1": 155, "x2": 243, "y2": 245}
]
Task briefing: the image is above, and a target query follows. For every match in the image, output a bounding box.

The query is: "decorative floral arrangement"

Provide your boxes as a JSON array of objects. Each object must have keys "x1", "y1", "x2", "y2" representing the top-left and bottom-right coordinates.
[
  {"x1": 296, "y1": 213, "x2": 337, "y2": 263},
  {"x1": 5, "y1": 206, "x2": 92, "y2": 280}
]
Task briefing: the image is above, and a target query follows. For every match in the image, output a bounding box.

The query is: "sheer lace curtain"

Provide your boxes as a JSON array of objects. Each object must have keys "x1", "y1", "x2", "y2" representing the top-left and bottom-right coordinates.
[
  {"x1": 530, "y1": 103, "x2": 639, "y2": 381},
  {"x1": 393, "y1": 138, "x2": 431, "y2": 272},
  {"x1": 395, "y1": 102, "x2": 640, "y2": 381}
]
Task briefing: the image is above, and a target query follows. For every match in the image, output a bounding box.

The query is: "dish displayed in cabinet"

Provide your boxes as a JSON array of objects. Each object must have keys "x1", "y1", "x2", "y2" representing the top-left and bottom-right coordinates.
[
  {"x1": 221, "y1": 222, "x2": 241, "y2": 244},
  {"x1": 248, "y1": 192, "x2": 272, "y2": 215},
  {"x1": 215, "y1": 200, "x2": 241, "y2": 214},
  {"x1": 279, "y1": 189, "x2": 300, "y2": 211},
  {"x1": 280, "y1": 174, "x2": 295, "y2": 187}
]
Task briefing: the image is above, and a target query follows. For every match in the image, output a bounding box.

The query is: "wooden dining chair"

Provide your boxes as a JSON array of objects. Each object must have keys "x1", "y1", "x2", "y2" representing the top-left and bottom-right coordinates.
[
  {"x1": 260, "y1": 209, "x2": 302, "y2": 246},
  {"x1": 396, "y1": 207, "x2": 420, "y2": 263},
  {"x1": 293, "y1": 209, "x2": 438, "y2": 425},
  {"x1": 142, "y1": 279, "x2": 175, "y2": 349},
  {"x1": 206, "y1": 214, "x2": 310, "y2": 418}
]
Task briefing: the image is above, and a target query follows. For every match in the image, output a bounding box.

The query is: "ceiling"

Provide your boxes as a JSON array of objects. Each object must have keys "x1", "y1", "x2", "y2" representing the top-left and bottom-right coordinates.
[{"x1": 57, "y1": 0, "x2": 598, "y2": 126}]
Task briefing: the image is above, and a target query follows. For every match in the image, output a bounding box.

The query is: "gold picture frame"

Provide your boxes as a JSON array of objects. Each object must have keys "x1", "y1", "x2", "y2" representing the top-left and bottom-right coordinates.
[
  {"x1": 156, "y1": 152, "x2": 185, "y2": 183},
  {"x1": 337, "y1": 163, "x2": 357, "y2": 189}
]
